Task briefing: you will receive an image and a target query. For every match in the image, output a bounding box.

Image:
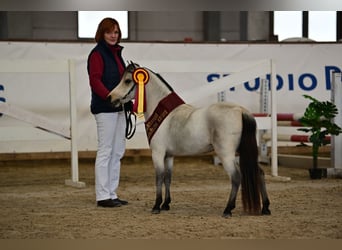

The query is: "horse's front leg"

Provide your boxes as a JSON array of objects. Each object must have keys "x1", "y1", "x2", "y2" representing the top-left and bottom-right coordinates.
[
  {"x1": 151, "y1": 154, "x2": 165, "y2": 214},
  {"x1": 161, "y1": 156, "x2": 173, "y2": 211},
  {"x1": 152, "y1": 169, "x2": 164, "y2": 214},
  {"x1": 259, "y1": 167, "x2": 271, "y2": 215}
]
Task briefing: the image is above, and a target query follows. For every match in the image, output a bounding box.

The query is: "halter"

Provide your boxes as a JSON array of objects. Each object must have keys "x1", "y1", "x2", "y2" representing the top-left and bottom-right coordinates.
[{"x1": 122, "y1": 62, "x2": 138, "y2": 139}]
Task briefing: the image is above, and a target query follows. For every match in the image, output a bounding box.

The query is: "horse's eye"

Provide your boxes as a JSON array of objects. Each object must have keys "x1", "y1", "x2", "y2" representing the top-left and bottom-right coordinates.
[{"x1": 125, "y1": 79, "x2": 132, "y2": 84}]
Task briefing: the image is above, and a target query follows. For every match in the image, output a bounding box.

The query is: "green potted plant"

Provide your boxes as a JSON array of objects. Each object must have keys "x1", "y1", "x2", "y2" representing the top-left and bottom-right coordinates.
[{"x1": 298, "y1": 95, "x2": 342, "y2": 179}]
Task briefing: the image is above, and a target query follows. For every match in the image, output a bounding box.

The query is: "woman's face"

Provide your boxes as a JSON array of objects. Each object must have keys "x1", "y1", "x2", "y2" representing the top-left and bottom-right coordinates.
[{"x1": 104, "y1": 25, "x2": 120, "y2": 46}]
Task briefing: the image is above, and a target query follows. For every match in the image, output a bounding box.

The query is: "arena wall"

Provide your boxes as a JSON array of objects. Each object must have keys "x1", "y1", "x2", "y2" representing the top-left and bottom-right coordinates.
[{"x1": 0, "y1": 42, "x2": 341, "y2": 153}]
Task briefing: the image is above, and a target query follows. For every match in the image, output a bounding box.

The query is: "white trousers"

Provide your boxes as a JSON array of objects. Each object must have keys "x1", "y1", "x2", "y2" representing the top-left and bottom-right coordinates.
[{"x1": 94, "y1": 112, "x2": 126, "y2": 201}]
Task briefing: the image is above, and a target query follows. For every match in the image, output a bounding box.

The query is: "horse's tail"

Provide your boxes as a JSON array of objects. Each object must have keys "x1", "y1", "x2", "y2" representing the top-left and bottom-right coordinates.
[{"x1": 238, "y1": 112, "x2": 261, "y2": 215}]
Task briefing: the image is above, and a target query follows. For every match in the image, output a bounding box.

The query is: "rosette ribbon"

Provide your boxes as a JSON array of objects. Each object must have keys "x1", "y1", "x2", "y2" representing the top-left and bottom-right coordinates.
[{"x1": 132, "y1": 68, "x2": 150, "y2": 117}]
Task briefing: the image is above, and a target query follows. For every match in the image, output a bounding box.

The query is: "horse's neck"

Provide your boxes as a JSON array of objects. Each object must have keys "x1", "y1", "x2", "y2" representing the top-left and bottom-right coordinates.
[{"x1": 144, "y1": 75, "x2": 172, "y2": 119}]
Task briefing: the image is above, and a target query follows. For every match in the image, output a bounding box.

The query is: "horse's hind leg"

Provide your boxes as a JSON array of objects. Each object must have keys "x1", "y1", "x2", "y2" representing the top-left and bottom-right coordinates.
[
  {"x1": 161, "y1": 156, "x2": 173, "y2": 211},
  {"x1": 221, "y1": 156, "x2": 241, "y2": 218},
  {"x1": 259, "y1": 167, "x2": 271, "y2": 215}
]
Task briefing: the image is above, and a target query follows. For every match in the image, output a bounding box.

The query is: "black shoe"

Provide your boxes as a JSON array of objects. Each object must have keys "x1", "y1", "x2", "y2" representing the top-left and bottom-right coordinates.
[
  {"x1": 113, "y1": 198, "x2": 128, "y2": 205},
  {"x1": 97, "y1": 199, "x2": 122, "y2": 207}
]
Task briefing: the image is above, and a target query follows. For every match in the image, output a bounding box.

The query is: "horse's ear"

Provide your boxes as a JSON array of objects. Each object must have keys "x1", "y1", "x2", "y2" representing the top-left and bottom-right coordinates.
[
  {"x1": 132, "y1": 61, "x2": 140, "y2": 68},
  {"x1": 126, "y1": 61, "x2": 133, "y2": 68},
  {"x1": 126, "y1": 61, "x2": 136, "y2": 72},
  {"x1": 126, "y1": 61, "x2": 141, "y2": 73}
]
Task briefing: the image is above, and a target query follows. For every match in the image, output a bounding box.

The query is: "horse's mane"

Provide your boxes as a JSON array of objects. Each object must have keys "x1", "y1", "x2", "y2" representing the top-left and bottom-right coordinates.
[{"x1": 154, "y1": 73, "x2": 174, "y2": 92}]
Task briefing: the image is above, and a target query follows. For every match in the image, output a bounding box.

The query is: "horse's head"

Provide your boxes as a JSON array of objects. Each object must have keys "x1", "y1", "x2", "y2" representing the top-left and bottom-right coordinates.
[{"x1": 107, "y1": 62, "x2": 139, "y2": 107}]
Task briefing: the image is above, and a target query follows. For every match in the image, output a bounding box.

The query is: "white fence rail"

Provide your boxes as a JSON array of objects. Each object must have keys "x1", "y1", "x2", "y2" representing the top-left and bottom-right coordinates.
[{"x1": 0, "y1": 60, "x2": 84, "y2": 187}]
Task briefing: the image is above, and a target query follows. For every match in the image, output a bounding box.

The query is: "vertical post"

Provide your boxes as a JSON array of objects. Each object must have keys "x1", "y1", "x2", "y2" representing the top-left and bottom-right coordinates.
[
  {"x1": 203, "y1": 11, "x2": 221, "y2": 42},
  {"x1": 259, "y1": 78, "x2": 269, "y2": 163},
  {"x1": 65, "y1": 60, "x2": 85, "y2": 188},
  {"x1": 328, "y1": 72, "x2": 342, "y2": 177},
  {"x1": 270, "y1": 60, "x2": 278, "y2": 177}
]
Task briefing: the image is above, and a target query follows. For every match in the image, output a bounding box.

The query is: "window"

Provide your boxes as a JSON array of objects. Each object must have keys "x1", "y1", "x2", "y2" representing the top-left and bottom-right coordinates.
[
  {"x1": 274, "y1": 11, "x2": 302, "y2": 41},
  {"x1": 273, "y1": 11, "x2": 338, "y2": 42},
  {"x1": 78, "y1": 11, "x2": 128, "y2": 39},
  {"x1": 309, "y1": 11, "x2": 336, "y2": 42}
]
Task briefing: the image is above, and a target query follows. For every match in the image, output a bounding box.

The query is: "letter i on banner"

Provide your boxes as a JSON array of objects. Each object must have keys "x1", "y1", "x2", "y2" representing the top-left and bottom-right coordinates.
[{"x1": 133, "y1": 68, "x2": 149, "y2": 117}]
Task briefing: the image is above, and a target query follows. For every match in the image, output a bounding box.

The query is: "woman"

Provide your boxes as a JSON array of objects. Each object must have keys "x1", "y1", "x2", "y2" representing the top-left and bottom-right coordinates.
[{"x1": 87, "y1": 17, "x2": 129, "y2": 207}]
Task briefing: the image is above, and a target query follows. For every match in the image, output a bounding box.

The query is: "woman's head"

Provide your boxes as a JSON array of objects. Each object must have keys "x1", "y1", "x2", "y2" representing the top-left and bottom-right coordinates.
[{"x1": 95, "y1": 17, "x2": 122, "y2": 45}]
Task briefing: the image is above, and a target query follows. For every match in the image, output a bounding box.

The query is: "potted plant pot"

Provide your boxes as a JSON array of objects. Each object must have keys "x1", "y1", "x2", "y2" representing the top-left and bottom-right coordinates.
[{"x1": 308, "y1": 168, "x2": 327, "y2": 179}]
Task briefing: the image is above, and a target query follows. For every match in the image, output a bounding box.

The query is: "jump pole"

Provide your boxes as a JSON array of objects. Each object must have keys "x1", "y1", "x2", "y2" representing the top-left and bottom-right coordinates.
[
  {"x1": 256, "y1": 59, "x2": 291, "y2": 181},
  {"x1": 328, "y1": 72, "x2": 342, "y2": 178}
]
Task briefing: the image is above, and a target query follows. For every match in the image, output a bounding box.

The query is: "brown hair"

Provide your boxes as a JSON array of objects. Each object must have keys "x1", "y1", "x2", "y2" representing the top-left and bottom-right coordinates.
[{"x1": 95, "y1": 17, "x2": 122, "y2": 43}]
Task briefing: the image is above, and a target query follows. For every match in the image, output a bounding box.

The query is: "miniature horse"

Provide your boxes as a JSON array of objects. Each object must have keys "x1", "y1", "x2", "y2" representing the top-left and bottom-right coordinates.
[{"x1": 107, "y1": 63, "x2": 271, "y2": 217}]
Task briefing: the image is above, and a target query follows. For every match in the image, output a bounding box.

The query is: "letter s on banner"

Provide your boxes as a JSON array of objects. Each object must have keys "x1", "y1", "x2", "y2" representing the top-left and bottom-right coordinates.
[
  {"x1": 207, "y1": 73, "x2": 220, "y2": 83},
  {"x1": 0, "y1": 84, "x2": 5, "y2": 117}
]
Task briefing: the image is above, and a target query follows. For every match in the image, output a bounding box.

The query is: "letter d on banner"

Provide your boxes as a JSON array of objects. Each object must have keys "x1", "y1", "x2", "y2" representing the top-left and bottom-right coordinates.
[{"x1": 325, "y1": 66, "x2": 341, "y2": 90}]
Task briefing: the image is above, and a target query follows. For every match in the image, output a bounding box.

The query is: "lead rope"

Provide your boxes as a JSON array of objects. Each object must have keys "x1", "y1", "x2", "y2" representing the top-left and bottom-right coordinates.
[{"x1": 124, "y1": 106, "x2": 137, "y2": 139}]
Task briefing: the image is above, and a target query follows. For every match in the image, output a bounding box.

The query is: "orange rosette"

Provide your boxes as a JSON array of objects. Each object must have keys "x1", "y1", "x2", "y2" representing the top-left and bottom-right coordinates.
[{"x1": 132, "y1": 68, "x2": 150, "y2": 116}]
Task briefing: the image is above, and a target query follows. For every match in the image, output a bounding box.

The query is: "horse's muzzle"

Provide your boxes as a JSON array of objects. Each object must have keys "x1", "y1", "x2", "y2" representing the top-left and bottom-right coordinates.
[{"x1": 106, "y1": 95, "x2": 121, "y2": 108}]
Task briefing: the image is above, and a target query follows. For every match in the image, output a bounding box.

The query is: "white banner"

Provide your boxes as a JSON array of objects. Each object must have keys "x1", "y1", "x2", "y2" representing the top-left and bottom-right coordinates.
[{"x1": 0, "y1": 42, "x2": 341, "y2": 152}]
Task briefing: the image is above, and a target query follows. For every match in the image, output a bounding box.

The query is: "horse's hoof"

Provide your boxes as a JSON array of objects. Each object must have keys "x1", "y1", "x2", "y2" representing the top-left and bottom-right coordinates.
[
  {"x1": 262, "y1": 208, "x2": 271, "y2": 215},
  {"x1": 161, "y1": 204, "x2": 170, "y2": 211},
  {"x1": 151, "y1": 208, "x2": 161, "y2": 214},
  {"x1": 222, "y1": 212, "x2": 232, "y2": 218}
]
